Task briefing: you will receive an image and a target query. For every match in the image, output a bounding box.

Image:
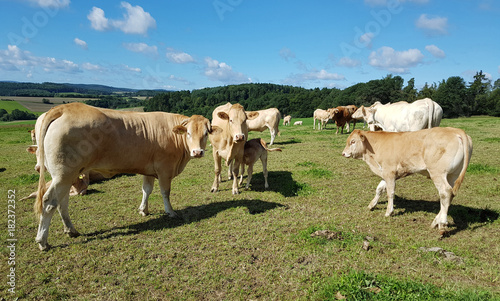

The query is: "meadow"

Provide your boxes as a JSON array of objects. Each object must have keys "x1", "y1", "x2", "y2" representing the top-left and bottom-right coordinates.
[{"x1": 0, "y1": 115, "x2": 499, "y2": 300}]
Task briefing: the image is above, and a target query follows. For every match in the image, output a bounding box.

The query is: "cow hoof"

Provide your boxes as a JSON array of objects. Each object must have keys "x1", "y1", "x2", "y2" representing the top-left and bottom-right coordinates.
[
  {"x1": 166, "y1": 211, "x2": 178, "y2": 218},
  {"x1": 38, "y1": 243, "x2": 51, "y2": 251},
  {"x1": 210, "y1": 187, "x2": 218, "y2": 193},
  {"x1": 384, "y1": 211, "x2": 393, "y2": 217},
  {"x1": 139, "y1": 210, "x2": 149, "y2": 217},
  {"x1": 232, "y1": 190, "x2": 239, "y2": 195},
  {"x1": 66, "y1": 230, "x2": 80, "y2": 238}
]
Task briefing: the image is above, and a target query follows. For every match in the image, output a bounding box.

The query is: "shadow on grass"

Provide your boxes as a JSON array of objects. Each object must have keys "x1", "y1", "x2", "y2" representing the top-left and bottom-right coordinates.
[
  {"x1": 80, "y1": 199, "x2": 285, "y2": 243},
  {"x1": 274, "y1": 138, "x2": 302, "y2": 145},
  {"x1": 391, "y1": 197, "x2": 499, "y2": 235},
  {"x1": 222, "y1": 171, "x2": 300, "y2": 197}
]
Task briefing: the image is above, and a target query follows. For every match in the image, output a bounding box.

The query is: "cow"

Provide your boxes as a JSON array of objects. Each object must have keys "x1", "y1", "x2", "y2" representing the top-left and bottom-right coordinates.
[
  {"x1": 313, "y1": 108, "x2": 335, "y2": 130},
  {"x1": 355, "y1": 98, "x2": 443, "y2": 132},
  {"x1": 342, "y1": 128, "x2": 473, "y2": 235},
  {"x1": 293, "y1": 121, "x2": 303, "y2": 126},
  {"x1": 238, "y1": 138, "x2": 282, "y2": 190},
  {"x1": 331, "y1": 105, "x2": 358, "y2": 134},
  {"x1": 283, "y1": 115, "x2": 291, "y2": 126},
  {"x1": 33, "y1": 102, "x2": 220, "y2": 250},
  {"x1": 246, "y1": 108, "x2": 281, "y2": 145},
  {"x1": 209, "y1": 102, "x2": 259, "y2": 195}
]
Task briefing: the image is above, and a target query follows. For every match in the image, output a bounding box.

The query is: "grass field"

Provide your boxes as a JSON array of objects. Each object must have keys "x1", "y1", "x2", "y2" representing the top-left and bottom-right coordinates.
[
  {"x1": 0, "y1": 116, "x2": 499, "y2": 300},
  {"x1": 0, "y1": 96, "x2": 93, "y2": 114}
]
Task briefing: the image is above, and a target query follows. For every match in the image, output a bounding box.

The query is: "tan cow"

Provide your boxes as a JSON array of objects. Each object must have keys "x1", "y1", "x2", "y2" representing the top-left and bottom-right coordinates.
[
  {"x1": 293, "y1": 121, "x2": 303, "y2": 126},
  {"x1": 238, "y1": 138, "x2": 282, "y2": 190},
  {"x1": 342, "y1": 128, "x2": 472, "y2": 234},
  {"x1": 33, "y1": 102, "x2": 220, "y2": 250},
  {"x1": 209, "y1": 102, "x2": 258, "y2": 195},
  {"x1": 246, "y1": 108, "x2": 281, "y2": 145},
  {"x1": 283, "y1": 115, "x2": 291, "y2": 126},
  {"x1": 313, "y1": 108, "x2": 335, "y2": 130}
]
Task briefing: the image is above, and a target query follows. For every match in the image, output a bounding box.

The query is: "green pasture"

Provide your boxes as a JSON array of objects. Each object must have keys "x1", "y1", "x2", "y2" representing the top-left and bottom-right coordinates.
[{"x1": 0, "y1": 116, "x2": 499, "y2": 300}]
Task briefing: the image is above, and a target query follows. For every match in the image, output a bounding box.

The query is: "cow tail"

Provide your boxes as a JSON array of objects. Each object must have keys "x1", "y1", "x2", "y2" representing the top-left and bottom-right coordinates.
[
  {"x1": 35, "y1": 108, "x2": 63, "y2": 218},
  {"x1": 427, "y1": 99, "x2": 433, "y2": 129},
  {"x1": 452, "y1": 132, "x2": 472, "y2": 196},
  {"x1": 259, "y1": 138, "x2": 282, "y2": 152}
]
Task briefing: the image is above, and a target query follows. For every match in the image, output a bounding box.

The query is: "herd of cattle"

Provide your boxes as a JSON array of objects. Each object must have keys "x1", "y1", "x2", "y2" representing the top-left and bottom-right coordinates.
[{"x1": 26, "y1": 98, "x2": 472, "y2": 250}]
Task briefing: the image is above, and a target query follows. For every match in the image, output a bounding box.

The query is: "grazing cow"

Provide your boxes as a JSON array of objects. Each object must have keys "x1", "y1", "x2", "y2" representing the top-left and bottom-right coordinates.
[
  {"x1": 342, "y1": 128, "x2": 472, "y2": 235},
  {"x1": 246, "y1": 108, "x2": 281, "y2": 145},
  {"x1": 356, "y1": 98, "x2": 443, "y2": 132},
  {"x1": 331, "y1": 105, "x2": 358, "y2": 134},
  {"x1": 283, "y1": 115, "x2": 292, "y2": 126},
  {"x1": 313, "y1": 108, "x2": 335, "y2": 130},
  {"x1": 238, "y1": 138, "x2": 282, "y2": 190},
  {"x1": 33, "y1": 102, "x2": 220, "y2": 250},
  {"x1": 209, "y1": 102, "x2": 259, "y2": 195},
  {"x1": 293, "y1": 121, "x2": 303, "y2": 126}
]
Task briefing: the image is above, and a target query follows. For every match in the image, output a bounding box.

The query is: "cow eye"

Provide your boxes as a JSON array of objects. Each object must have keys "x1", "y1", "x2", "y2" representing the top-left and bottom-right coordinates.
[
  {"x1": 229, "y1": 119, "x2": 233, "y2": 123},
  {"x1": 350, "y1": 139, "x2": 355, "y2": 145}
]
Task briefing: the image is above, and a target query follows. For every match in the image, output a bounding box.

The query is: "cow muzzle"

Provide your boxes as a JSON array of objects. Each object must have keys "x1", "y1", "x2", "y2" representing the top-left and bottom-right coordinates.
[
  {"x1": 234, "y1": 133, "x2": 245, "y2": 142},
  {"x1": 191, "y1": 149, "x2": 205, "y2": 158}
]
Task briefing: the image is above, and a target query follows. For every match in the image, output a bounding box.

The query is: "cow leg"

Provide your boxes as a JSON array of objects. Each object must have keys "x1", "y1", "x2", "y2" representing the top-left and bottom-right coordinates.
[
  {"x1": 383, "y1": 178, "x2": 396, "y2": 217},
  {"x1": 36, "y1": 180, "x2": 72, "y2": 251},
  {"x1": 158, "y1": 175, "x2": 177, "y2": 217},
  {"x1": 261, "y1": 152, "x2": 269, "y2": 189},
  {"x1": 368, "y1": 180, "x2": 387, "y2": 211},
  {"x1": 231, "y1": 158, "x2": 241, "y2": 194},
  {"x1": 430, "y1": 174, "x2": 454, "y2": 233},
  {"x1": 139, "y1": 175, "x2": 155, "y2": 216},
  {"x1": 211, "y1": 153, "x2": 222, "y2": 193},
  {"x1": 269, "y1": 128, "x2": 276, "y2": 145},
  {"x1": 238, "y1": 163, "x2": 245, "y2": 187},
  {"x1": 227, "y1": 161, "x2": 233, "y2": 180},
  {"x1": 245, "y1": 162, "x2": 254, "y2": 189},
  {"x1": 57, "y1": 193, "x2": 80, "y2": 238}
]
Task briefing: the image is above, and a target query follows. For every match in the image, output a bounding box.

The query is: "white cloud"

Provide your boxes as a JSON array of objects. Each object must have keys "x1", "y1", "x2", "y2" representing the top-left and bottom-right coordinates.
[
  {"x1": 81, "y1": 62, "x2": 106, "y2": 72},
  {"x1": 204, "y1": 57, "x2": 251, "y2": 84},
  {"x1": 425, "y1": 45, "x2": 445, "y2": 58},
  {"x1": 282, "y1": 69, "x2": 345, "y2": 86},
  {"x1": 88, "y1": 2, "x2": 156, "y2": 35},
  {"x1": 29, "y1": 0, "x2": 70, "y2": 8},
  {"x1": 166, "y1": 48, "x2": 195, "y2": 64},
  {"x1": 416, "y1": 14, "x2": 448, "y2": 36},
  {"x1": 338, "y1": 57, "x2": 361, "y2": 68},
  {"x1": 74, "y1": 38, "x2": 88, "y2": 50},
  {"x1": 279, "y1": 47, "x2": 296, "y2": 61},
  {"x1": 123, "y1": 64, "x2": 141, "y2": 73},
  {"x1": 123, "y1": 42, "x2": 158, "y2": 57},
  {"x1": 88, "y1": 7, "x2": 109, "y2": 31},
  {"x1": 368, "y1": 46, "x2": 424, "y2": 73},
  {"x1": 0, "y1": 45, "x2": 80, "y2": 74}
]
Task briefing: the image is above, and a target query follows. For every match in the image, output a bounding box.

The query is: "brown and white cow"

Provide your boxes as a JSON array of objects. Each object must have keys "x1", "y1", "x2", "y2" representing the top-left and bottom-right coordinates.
[
  {"x1": 283, "y1": 115, "x2": 291, "y2": 126},
  {"x1": 246, "y1": 108, "x2": 281, "y2": 145},
  {"x1": 331, "y1": 105, "x2": 358, "y2": 134},
  {"x1": 209, "y1": 102, "x2": 258, "y2": 195},
  {"x1": 34, "y1": 102, "x2": 220, "y2": 250},
  {"x1": 238, "y1": 138, "x2": 282, "y2": 190},
  {"x1": 354, "y1": 98, "x2": 442, "y2": 132},
  {"x1": 313, "y1": 108, "x2": 335, "y2": 130},
  {"x1": 342, "y1": 128, "x2": 472, "y2": 234}
]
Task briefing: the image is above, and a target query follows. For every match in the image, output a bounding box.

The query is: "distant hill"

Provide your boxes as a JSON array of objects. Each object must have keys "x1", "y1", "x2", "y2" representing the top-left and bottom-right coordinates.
[{"x1": 0, "y1": 81, "x2": 169, "y2": 97}]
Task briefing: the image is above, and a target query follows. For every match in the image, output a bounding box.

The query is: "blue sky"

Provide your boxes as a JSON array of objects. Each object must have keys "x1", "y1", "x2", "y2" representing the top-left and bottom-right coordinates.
[{"x1": 0, "y1": 0, "x2": 499, "y2": 91}]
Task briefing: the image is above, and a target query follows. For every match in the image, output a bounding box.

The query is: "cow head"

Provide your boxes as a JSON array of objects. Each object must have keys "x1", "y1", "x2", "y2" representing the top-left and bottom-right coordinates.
[
  {"x1": 173, "y1": 115, "x2": 222, "y2": 158},
  {"x1": 351, "y1": 106, "x2": 365, "y2": 121},
  {"x1": 342, "y1": 130, "x2": 366, "y2": 159},
  {"x1": 217, "y1": 104, "x2": 258, "y2": 143},
  {"x1": 327, "y1": 108, "x2": 339, "y2": 119}
]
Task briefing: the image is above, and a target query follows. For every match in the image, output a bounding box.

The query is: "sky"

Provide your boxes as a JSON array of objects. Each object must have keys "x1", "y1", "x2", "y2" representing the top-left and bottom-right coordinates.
[{"x1": 0, "y1": 0, "x2": 499, "y2": 91}]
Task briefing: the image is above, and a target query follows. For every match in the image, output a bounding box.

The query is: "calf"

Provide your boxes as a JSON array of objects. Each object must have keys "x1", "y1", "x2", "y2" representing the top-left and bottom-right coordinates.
[
  {"x1": 342, "y1": 128, "x2": 472, "y2": 234},
  {"x1": 293, "y1": 121, "x2": 302, "y2": 125},
  {"x1": 283, "y1": 115, "x2": 291, "y2": 126},
  {"x1": 238, "y1": 138, "x2": 282, "y2": 189}
]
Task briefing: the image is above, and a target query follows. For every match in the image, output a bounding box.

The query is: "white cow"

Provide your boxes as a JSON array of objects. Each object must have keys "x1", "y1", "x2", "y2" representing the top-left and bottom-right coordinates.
[
  {"x1": 283, "y1": 115, "x2": 291, "y2": 126},
  {"x1": 246, "y1": 108, "x2": 281, "y2": 145},
  {"x1": 293, "y1": 121, "x2": 302, "y2": 125},
  {"x1": 313, "y1": 108, "x2": 335, "y2": 130},
  {"x1": 355, "y1": 98, "x2": 443, "y2": 132}
]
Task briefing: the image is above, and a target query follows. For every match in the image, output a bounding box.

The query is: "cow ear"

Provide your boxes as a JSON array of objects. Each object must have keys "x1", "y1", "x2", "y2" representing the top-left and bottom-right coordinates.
[
  {"x1": 217, "y1": 112, "x2": 229, "y2": 120},
  {"x1": 26, "y1": 146, "x2": 37, "y2": 154},
  {"x1": 209, "y1": 125, "x2": 223, "y2": 135},
  {"x1": 359, "y1": 134, "x2": 365, "y2": 142},
  {"x1": 180, "y1": 118, "x2": 189, "y2": 126},
  {"x1": 246, "y1": 111, "x2": 259, "y2": 120},
  {"x1": 173, "y1": 125, "x2": 187, "y2": 135}
]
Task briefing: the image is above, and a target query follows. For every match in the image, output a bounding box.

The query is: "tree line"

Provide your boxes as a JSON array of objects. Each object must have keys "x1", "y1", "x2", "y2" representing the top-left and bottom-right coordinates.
[{"x1": 145, "y1": 72, "x2": 500, "y2": 118}]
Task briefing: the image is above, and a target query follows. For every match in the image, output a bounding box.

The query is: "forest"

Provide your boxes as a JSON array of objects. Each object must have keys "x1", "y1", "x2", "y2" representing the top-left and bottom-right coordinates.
[{"x1": 144, "y1": 72, "x2": 500, "y2": 118}]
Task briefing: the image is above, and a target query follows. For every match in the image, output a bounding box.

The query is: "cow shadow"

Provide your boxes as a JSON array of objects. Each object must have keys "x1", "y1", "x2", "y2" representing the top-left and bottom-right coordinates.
[
  {"x1": 274, "y1": 138, "x2": 302, "y2": 145},
  {"x1": 80, "y1": 199, "x2": 285, "y2": 244},
  {"x1": 389, "y1": 196, "x2": 499, "y2": 235},
  {"x1": 243, "y1": 171, "x2": 301, "y2": 197}
]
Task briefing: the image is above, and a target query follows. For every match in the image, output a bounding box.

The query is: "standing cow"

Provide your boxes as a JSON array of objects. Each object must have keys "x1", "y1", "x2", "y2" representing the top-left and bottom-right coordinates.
[
  {"x1": 331, "y1": 105, "x2": 358, "y2": 134},
  {"x1": 33, "y1": 103, "x2": 220, "y2": 250},
  {"x1": 313, "y1": 108, "x2": 335, "y2": 130},
  {"x1": 342, "y1": 128, "x2": 472, "y2": 235},
  {"x1": 283, "y1": 115, "x2": 291, "y2": 126},
  {"x1": 246, "y1": 108, "x2": 281, "y2": 145},
  {"x1": 209, "y1": 103, "x2": 259, "y2": 195},
  {"x1": 238, "y1": 138, "x2": 282, "y2": 190},
  {"x1": 355, "y1": 98, "x2": 442, "y2": 132}
]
